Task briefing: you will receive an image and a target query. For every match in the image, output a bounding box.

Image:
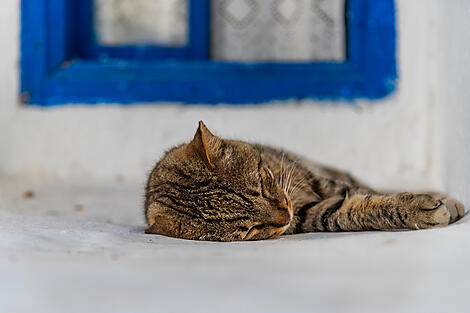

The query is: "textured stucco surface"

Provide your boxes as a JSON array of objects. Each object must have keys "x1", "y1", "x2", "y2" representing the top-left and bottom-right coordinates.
[{"x1": 1, "y1": 176, "x2": 469, "y2": 313}]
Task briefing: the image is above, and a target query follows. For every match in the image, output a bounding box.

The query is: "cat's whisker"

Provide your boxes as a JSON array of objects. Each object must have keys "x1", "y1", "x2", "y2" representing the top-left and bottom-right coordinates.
[
  {"x1": 287, "y1": 161, "x2": 300, "y2": 194},
  {"x1": 265, "y1": 166, "x2": 275, "y2": 181},
  {"x1": 290, "y1": 163, "x2": 298, "y2": 185},
  {"x1": 289, "y1": 173, "x2": 307, "y2": 196},
  {"x1": 285, "y1": 163, "x2": 296, "y2": 194},
  {"x1": 285, "y1": 164, "x2": 292, "y2": 188},
  {"x1": 283, "y1": 158, "x2": 294, "y2": 192},
  {"x1": 290, "y1": 183, "x2": 302, "y2": 196},
  {"x1": 284, "y1": 169, "x2": 292, "y2": 192},
  {"x1": 291, "y1": 178, "x2": 299, "y2": 194},
  {"x1": 279, "y1": 153, "x2": 285, "y2": 188}
]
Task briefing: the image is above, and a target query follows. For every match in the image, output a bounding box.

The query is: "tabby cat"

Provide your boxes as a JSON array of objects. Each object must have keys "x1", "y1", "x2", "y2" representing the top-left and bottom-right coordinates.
[{"x1": 145, "y1": 121, "x2": 466, "y2": 241}]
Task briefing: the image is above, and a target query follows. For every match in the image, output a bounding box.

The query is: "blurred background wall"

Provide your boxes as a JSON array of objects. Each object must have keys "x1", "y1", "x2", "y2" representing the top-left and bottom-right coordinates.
[
  {"x1": 0, "y1": 0, "x2": 469, "y2": 206},
  {"x1": 432, "y1": 0, "x2": 470, "y2": 210}
]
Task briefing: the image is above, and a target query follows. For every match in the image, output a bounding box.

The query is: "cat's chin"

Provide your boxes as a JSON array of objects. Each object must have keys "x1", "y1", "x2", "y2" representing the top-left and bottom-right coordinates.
[{"x1": 241, "y1": 221, "x2": 291, "y2": 241}]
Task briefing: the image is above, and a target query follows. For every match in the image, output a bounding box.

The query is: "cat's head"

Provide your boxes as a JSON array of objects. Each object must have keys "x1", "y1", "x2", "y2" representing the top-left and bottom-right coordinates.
[{"x1": 145, "y1": 121, "x2": 292, "y2": 241}]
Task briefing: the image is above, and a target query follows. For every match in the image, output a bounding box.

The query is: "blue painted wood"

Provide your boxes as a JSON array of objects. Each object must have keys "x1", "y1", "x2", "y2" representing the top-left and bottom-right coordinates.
[
  {"x1": 77, "y1": 0, "x2": 210, "y2": 60},
  {"x1": 21, "y1": 0, "x2": 78, "y2": 100},
  {"x1": 188, "y1": 0, "x2": 210, "y2": 59},
  {"x1": 21, "y1": 0, "x2": 47, "y2": 101},
  {"x1": 21, "y1": 0, "x2": 397, "y2": 105}
]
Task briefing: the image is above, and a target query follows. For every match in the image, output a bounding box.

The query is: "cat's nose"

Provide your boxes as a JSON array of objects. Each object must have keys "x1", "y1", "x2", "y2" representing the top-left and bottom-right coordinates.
[
  {"x1": 275, "y1": 207, "x2": 292, "y2": 226},
  {"x1": 274, "y1": 195, "x2": 292, "y2": 226}
]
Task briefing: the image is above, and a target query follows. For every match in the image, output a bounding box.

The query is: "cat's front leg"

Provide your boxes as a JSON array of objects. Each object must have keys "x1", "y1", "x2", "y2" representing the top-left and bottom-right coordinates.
[{"x1": 299, "y1": 192, "x2": 466, "y2": 232}]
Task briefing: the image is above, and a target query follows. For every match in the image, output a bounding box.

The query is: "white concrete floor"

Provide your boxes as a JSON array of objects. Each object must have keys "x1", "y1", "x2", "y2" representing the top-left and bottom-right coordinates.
[{"x1": 1, "y1": 176, "x2": 469, "y2": 313}]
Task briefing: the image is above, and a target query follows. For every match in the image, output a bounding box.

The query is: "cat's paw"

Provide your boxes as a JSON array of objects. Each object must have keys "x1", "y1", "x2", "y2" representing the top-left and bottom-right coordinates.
[
  {"x1": 399, "y1": 193, "x2": 466, "y2": 229},
  {"x1": 439, "y1": 197, "x2": 466, "y2": 223},
  {"x1": 425, "y1": 192, "x2": 466, "y2": 223}
]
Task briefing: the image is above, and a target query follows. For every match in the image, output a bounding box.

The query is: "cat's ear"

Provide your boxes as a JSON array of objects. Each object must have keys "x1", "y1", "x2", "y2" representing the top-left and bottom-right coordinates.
[{"x1": 189, "y1": 121, "x2": 221, "y2": 168}]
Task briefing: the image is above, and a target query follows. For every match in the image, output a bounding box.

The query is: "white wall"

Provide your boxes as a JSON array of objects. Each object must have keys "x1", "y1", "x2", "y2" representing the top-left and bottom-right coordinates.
[
  {"x1": 433, "y1": 0, "x2": 470, "y2": 206},
  {"x1": 0, "y1": 1, "x2": 464, "y2": 196}
]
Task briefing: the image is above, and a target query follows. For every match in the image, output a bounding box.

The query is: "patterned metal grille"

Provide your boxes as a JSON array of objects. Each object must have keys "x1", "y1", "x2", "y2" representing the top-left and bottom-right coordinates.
[{"x1": 212, "y1": 0, "x2": 345, "y2": 61}]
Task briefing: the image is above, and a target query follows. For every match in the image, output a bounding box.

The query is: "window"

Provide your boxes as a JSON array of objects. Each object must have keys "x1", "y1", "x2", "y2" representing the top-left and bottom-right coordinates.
[
  {"x1": 21, "y1": 0, "x2": 396, "y2": 106},
  {"x1": 80, "y1": 0, "x2": 209, "y2": 59}
]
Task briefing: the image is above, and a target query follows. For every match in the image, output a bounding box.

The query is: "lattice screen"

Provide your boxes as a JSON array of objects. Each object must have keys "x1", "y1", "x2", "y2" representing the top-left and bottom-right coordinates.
[{"x1": 94, "y1": 0, "x2": 346, "y2": 61}]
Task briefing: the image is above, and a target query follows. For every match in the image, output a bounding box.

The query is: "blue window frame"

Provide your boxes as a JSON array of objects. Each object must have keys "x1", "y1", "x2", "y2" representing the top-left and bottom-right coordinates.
[{"x1": 21, "y1": 0, "x2": 396, "y2": 106}]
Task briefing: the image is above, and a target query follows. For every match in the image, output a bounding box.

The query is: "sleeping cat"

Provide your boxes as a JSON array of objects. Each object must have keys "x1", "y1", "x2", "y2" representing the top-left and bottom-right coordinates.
[{"x1": 145, "y1": 121, "x2": 466, "y2": 241}]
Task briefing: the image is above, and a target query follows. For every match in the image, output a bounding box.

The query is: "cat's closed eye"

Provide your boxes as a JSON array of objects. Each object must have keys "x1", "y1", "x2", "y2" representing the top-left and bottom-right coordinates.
[{"x1": 246, "y1": 190, "x2": 261, "y2": 197}]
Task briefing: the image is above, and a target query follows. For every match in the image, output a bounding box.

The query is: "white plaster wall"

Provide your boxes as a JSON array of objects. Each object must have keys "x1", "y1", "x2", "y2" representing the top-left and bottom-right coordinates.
[
  {"x1": 433, "y1": 0, "x2": 470, "y2": 207},
  {"x1": 0, "y1": 1, "x2": 448, "y2": 192}
]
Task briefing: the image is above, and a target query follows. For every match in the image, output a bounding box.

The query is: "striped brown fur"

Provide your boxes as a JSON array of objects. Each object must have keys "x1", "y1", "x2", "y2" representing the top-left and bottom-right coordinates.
[{"x1": 145, "y1": 121, "x2": 466, "y2": 241}]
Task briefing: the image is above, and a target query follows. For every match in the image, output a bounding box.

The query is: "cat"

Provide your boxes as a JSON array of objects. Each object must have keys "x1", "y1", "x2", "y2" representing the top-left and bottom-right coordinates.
[{"x1": 145, "y1": 121, "x2": 466, "y2": 241}]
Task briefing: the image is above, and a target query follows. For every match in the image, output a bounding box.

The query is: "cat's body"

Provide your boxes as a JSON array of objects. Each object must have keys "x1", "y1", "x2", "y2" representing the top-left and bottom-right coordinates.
[{"x1": 145, "y1": 121, "x2": 465, "y2": 241}]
